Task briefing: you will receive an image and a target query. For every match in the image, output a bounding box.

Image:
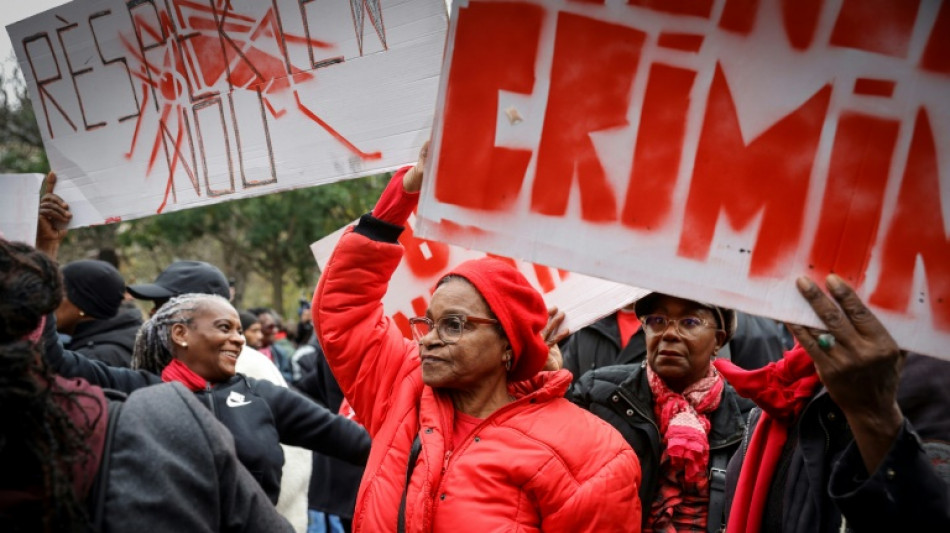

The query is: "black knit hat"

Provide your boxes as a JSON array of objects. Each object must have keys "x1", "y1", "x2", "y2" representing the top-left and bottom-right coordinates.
[
  {"x1": 127, "y1": 260, "x2": 229, "y2": 300},
  {"x1": 61, "y1": 260, "x2": 126, "y2": 319}
]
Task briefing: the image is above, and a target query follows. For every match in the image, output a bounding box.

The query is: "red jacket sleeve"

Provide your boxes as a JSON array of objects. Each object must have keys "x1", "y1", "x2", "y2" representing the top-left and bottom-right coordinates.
[
  {"x1": 372, "y1": 166, "x2": 419, "y2": 226},
  {"x1": 313, "y1": 226, "x2": 422, "y2": 437}
]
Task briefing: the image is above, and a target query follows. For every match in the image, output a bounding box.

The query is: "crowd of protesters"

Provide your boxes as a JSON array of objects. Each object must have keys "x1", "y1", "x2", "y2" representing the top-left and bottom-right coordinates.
[{"x1": 1, "y1": 147, "x2": 949, "y2": 533}]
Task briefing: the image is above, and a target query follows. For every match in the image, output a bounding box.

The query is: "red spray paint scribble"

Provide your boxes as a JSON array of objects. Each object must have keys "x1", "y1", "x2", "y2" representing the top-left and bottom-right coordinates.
[
  {"x1": 853, "y1": 78, "x2": 896, "y2": 97},
  {"x1": 830, "y1": 0, "x2": 920, "y2": 58},
  {"x1": 808, "y1": 112, "x2": 899, "y2": 287},
  {"x1": 720, "y1": 0, "x2": 919, "y2": 54},
  {"x1": 657, "y1": 32, "x2": 705, "y2": 52},
  {"x1": 677, "y1": 64, "x2": 831, "y2": 278},
  {"x1": 117, "y1": 0, "x2": 383, "y2": 214},
  {"x1": 871, "y1": 108, "x2": 950, "y2": 331},
  {"x1": 434, "y1": 1, "x2": 542, "y2": 212},
  {"x1": 622, "y1": 63, "x2": 696, "y2": 230},
  {"x1": 627, "y1": 0, "x2": 713, "y2": 18},
  {"x1": 531, "y1": 12, "x2": 646, "y2": 223},
  {"x1": 398, "y1": 223, "x2": 451, "y2": 278}
]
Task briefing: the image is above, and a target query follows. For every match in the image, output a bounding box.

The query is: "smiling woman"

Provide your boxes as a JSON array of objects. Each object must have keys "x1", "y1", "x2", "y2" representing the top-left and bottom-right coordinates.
[{"x1": 42, "y1": 292, "x2": 372, "y2": 505}]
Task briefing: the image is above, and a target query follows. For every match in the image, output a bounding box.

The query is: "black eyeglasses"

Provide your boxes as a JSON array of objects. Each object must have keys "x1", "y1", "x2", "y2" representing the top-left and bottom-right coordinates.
[
  {"x1": 408, "y1": 314, "x2": 498, "y2": 344},
  {"x1": 640, "y1": 314, "x2": 718, "y2": 338}
]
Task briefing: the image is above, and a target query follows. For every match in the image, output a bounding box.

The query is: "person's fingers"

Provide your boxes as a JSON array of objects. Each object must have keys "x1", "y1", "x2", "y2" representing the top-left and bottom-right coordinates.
[
  {"x1": 419, "y1": 140, "x2": 429, "y2": 165},
  {"x1": 44, "y1": 172, "x2": 57, "y2": 194},
  {"x1": 546, "y1": 311, "x2": 569, "y2": 345},
  {"x1": 39, "y1": 203, "x2": 70, "y2": 222},
  {"x1": 796, "y1": 276, "x2": 858, "y2": 345},
  {"x1": 786, "y1": 322, "x2": 836, "y2": 367},
  {"x1": 825, "y1": 274, "x2": 887, "y2": 339},
  {"x1": 40, "y1": 192, "x2": 68, "y2": 206}
]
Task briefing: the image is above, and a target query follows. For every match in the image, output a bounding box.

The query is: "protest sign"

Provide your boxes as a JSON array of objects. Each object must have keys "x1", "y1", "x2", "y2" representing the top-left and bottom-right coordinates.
[
  {"x1": 7, "y1": 0, "x2": 445, "y2": 227},
  {"x1": 311, "y1": 214, "x2": 648, "y2": 339},
  {"x1": 417, "y1": 0, "x2": 950, "y2": 360},
  {"x1": 0, "y1": 174, "x2": 45, "y2": 245}
]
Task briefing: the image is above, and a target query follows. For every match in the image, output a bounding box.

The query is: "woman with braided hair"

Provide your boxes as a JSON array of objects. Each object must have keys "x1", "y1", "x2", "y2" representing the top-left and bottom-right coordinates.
[
  {"x1": 42, "y1": 289, "x2": 371, "y2": 505},
  {"x1": 0, "y1": 239, "x2": 95, "y2": 530},
  {"x1": 0, "y1": 238, "x2": 292, "y2": 532}
]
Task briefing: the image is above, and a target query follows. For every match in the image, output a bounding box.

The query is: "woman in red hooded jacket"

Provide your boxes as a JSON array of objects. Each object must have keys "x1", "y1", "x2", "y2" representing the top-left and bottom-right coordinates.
[{"x1": 314, "y1": 143, "x2": 642, "y2": 532}]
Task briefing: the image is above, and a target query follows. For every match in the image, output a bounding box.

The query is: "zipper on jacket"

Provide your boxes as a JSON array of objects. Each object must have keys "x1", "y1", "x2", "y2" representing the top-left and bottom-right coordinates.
[
  {"x1": 205, "y1": 383, "x2": 216, "y2": 417},
  {"x1": 442, "y1": 450, "x2": 452, "y2": 474},
  {"x1": 431, "y1": 393, "x2": 536, "y2": 511}
]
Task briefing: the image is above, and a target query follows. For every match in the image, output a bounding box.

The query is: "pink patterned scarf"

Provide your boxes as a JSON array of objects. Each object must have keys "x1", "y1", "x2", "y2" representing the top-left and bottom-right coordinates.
[{"x1": 647, "y1": 364, "x2": 725, "y2": 532}]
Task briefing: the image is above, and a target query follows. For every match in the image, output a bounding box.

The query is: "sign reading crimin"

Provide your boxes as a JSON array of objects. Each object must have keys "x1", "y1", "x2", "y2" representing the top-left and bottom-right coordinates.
[{"x1": 417, "y1": 0, "x2": 950, "y2": 360}]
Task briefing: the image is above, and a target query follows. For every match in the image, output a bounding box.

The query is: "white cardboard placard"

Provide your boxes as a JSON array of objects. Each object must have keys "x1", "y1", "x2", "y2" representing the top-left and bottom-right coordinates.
[
  {"x1": 8, "y1": 0, "x2": 446, "y2": 227},
  {"x1": 0, "y1": 174, "x2": 45, "y2": 245},
  {"x1": 417, "y1": 0, "x2": 950, "y2": 360}
]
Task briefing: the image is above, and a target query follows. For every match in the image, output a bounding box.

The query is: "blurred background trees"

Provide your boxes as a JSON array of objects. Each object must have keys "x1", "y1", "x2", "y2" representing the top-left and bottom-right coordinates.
[{"x1": 1, "y1": 66, "x2": 387, "y2": 320}]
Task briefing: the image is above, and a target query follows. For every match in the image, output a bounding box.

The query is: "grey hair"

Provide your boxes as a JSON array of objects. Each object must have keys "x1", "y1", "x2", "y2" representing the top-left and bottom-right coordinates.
[{"x1": 131, "y1": 293, "x2": 229, "y2": 373}]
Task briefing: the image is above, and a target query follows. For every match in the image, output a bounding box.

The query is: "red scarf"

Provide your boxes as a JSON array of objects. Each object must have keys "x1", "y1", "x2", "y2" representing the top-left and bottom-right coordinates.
[
  {"x1": 713, "y1": 344, "x2": 821, "y2": 533},
  {"x1": 647, "y1": 364, "x2": 724, "y2": 532},
  {"x1": 161, "y1": 359, "x2": 208, "y2": 391}
]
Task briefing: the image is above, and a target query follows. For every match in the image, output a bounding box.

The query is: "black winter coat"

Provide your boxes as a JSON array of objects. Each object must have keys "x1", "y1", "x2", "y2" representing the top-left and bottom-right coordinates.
[
  {"x1": 100, "y1": 383, "x2": 293, "y2": 531},
  {"x1": 570, "y1": 361, "x2": 746, "y2": 532},
  {"x1": 725, "y1": 353, "x2": 950, "y2": 532},
  {"x1": 65, "y1": 308, "x2": 142, "y2": 367},
  {"x1": 294, "y1": 336, "x2": 364, "y2": 520},
  {"x1": 42, "y1": 314, "x2": 370, "y2": 503}
]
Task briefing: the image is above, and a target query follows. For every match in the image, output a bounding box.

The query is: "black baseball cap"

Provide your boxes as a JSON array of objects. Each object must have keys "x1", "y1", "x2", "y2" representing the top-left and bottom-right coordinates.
[{"x1": 127, "y1": 260, "x2": 230, "y2": 300}]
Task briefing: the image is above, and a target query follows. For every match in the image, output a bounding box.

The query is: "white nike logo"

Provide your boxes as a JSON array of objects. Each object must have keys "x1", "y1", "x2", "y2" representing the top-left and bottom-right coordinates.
[{"x1": 226, "y1": 391, "x2": 252, "y2": 408}]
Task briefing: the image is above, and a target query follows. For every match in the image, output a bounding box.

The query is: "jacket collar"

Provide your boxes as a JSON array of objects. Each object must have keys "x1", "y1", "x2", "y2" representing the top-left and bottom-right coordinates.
[
  {"x1": 617, "y1": 362, "x2": 746, "y2": 448},
  {"x1": 69, "y1": 308, "x2": 143, "y2": 344}
]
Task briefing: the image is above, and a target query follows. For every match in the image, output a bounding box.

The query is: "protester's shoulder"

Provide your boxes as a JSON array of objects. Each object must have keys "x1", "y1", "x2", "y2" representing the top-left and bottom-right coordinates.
[
  {"x1": 520, "y1": 396, "x2": 638, "y2": 480},
  {"x1": 572, "y1": 362, "x2": 642, "y2": 398},
  {"x1": 898, "y1": 352, "x2": 950, "y2": 442},
  {"x1": 120, "y1": 382, "x2": 217, "y2": 436}
]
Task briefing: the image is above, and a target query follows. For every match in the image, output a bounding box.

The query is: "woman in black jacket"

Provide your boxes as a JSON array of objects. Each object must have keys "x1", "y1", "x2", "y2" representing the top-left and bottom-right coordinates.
[{"x1": 42, "y1": 292, "x2": 371, "y2": 504}]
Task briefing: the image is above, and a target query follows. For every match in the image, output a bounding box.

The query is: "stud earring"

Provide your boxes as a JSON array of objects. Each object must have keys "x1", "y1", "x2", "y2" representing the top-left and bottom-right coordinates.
[{"x1": 180, "y1": 342, "x2": 188, "y2": 348}]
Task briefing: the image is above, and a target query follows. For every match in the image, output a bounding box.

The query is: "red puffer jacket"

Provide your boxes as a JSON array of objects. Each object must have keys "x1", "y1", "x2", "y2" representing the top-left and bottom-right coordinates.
[{"x1": 314, "y1": 224, "x2": 642, "y2": 533}]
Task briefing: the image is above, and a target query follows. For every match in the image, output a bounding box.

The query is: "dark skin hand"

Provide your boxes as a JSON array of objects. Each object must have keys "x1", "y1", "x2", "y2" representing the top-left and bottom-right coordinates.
[
  {"x1": 541, "y1": 306, "x2": 568, "y2": 371},
  {"x1": 787, "y1": 274, "x2": 905, "y2": 475},
  {"x1": 36, "y1": 172, "x2": 72, "y2": 259},
  {"x1": 402, "y1": 140, "x2": 428, "y2": 193}
]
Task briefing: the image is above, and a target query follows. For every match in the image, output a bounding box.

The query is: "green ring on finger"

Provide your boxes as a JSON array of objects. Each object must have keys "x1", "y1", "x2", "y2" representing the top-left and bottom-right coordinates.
[{"x1": 817, "y1": 333, "x2": 836, "y2": 351}]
